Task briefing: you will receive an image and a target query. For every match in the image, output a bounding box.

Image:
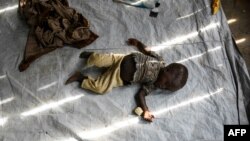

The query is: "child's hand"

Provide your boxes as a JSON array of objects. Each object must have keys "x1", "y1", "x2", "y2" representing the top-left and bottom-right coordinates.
[
  {"x1": 126, "y1": 38, "x2": 138, "y2": 46},
  {"x1": 143, "y1": 110, "x2": 155, "y2": 122}
]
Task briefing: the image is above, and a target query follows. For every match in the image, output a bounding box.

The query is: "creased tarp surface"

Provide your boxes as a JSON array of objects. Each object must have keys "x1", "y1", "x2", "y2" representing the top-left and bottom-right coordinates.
[{"x1": 0, "y1": 0, "x2": 249, "y2": 141}]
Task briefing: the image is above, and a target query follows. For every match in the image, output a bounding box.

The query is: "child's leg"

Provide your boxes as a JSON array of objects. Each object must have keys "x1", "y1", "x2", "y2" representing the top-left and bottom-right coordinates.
[
  {"x1": 65, "y1": 71, "x2": 86, "y2": 85},
  {"x1": 81, "y1": 55, "x2": 125, "y2": 94},
  {"x1": 79, "y1": 51, "x2": 93, "y2": 59},
  {"x1": 86, "y1": 52, "x2": 125, "y2": 68}
]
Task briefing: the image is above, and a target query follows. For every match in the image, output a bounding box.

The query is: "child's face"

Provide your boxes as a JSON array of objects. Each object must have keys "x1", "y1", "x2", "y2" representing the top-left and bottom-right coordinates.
[{"x1": 154, "y1": 70, "x2": 172, "y2": 90}]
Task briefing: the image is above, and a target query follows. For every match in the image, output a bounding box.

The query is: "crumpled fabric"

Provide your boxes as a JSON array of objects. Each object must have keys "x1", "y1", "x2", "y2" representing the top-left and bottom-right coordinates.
[{"x1": 18, "y1": 0, "x2": 98, "y2": 72}]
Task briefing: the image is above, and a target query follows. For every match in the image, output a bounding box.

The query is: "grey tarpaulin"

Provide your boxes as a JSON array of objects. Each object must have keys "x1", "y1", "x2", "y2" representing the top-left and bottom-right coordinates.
[{"x1": 0, "y1": 0, "x2": 249, "y2": 141}]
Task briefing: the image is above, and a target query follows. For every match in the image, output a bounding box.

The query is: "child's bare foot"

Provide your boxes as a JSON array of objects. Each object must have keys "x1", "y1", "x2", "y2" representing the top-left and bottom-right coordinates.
[
  {"x1": 79, "y1": 51, "x2": 93, "y2": 59},
  {"x1": 65, "y1": 71, "x2": 85, "y2": 85}
]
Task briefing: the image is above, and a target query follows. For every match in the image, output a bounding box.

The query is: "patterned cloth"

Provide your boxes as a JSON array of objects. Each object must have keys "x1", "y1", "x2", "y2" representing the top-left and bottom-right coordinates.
[{"x1": 131, "y1": 52, "x2": 165, "y2": 95}]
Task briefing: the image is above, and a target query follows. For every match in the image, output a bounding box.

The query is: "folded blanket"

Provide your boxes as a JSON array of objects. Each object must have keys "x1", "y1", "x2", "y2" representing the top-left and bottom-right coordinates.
[{"x1": 18, "y1": 0, "x2": 98, "y2": 72}]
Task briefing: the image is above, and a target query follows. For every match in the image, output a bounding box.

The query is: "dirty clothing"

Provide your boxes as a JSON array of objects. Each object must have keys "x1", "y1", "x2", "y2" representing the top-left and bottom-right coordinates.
[
  {"x1": 18, "y1": 0, "x2": 98, "y2": 71},
  {"x1": 123, "y1": 52, "x2": 165, "y2": 95},
  {"x1": 82, "y1": 53, "x2": 125, "y2": 94},
  {"x1": 82, "y1": 52, "x2": 165, "y2": 94},
  {"x1": 131, "y1": 52, "x2": 165, "y2": 83}
]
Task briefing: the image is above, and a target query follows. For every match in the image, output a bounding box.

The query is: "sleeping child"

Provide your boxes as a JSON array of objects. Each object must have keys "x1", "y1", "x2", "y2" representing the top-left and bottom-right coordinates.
[{"x1": 65, "y1": 38, "x2": 188, "y2": 122}]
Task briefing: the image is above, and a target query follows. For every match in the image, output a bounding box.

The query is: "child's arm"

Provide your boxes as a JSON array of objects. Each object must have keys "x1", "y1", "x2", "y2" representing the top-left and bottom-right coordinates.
[
  {"x1": 126, "y1": 38, "x2": 163, "y2": 60},
  {"x1": 127, "y1": 38, "x2": 150, "y2": 54},
  {"x1": 134, "y1": 88, "x2": 155, "y2": 122}
]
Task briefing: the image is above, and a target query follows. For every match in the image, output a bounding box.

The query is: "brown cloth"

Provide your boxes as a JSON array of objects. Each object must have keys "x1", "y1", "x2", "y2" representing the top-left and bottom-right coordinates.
[{"x1": 18, "y1": 0, "x2": 98, "y2": 71}]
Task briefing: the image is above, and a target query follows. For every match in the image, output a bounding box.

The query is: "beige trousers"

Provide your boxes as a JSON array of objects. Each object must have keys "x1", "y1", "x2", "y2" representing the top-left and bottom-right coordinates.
[{"x1": 81, "y1": 53, "x2": 125, "y2": 94}]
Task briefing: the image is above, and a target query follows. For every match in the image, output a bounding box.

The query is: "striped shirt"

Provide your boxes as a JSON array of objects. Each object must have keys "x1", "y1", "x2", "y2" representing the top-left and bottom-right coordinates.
[{"x1": 131, "y1": 52, "x2": 165, "y2": 94}]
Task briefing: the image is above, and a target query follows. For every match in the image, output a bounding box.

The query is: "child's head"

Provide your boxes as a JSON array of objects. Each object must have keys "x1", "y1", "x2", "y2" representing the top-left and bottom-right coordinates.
[{"x1": 155, "y1": 63, "x2": 188, "y2": 91}]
